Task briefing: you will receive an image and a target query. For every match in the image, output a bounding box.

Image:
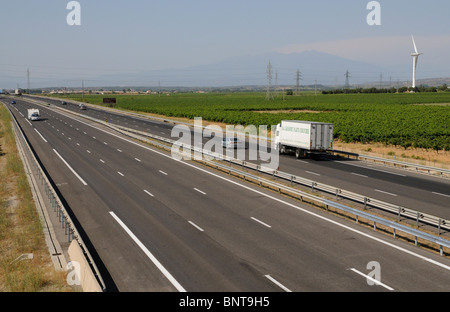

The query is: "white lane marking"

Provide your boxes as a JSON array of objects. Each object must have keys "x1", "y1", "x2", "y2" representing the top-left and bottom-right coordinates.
[
  {"x1": 100, "y1": 159, "x2": 105, "y2": 164},
  {"x1": 144, "y1": 190, "x2": 154, "y2": 197},
  {"x1": 251, "y1": 217, "x2": 272, "y2": 228},
  {"x1": 188, "y1": 221, "x2": 204, "y2": 232},
  {"x1": 50, "y1": 104, "x2": 450, "y2": 273},
  {"x1": 117, "y1": 172, "x2": 124, "y2": 177},
  {"x1": 117, "y1": 149, "x2": 122, "y2": 153},
  {"x1": 264, "y1": 275, "x2": 291, "y2": 292},
  {"x1": 53, "y1": 149, "x2": 88, "y2": 186},
  {"x1": 135, "y1": 158, "x2": 141, "y2": 162},
  {"x1": 25, "y1": 119, "x2": 33, "y2": 126},
  {"x1": 34, "y1": 129, "x2": 48, "y2": 143},
  {"x1": 86, "y1": 150, "x2": 91, "y2": 154},
  {"x1": 305, "y1": 171, "x2": 321, "y2": 176},
  {"x1": 350, "y1": 268, "x2": 394, "y2": 291},
  {"x1": 375, "y1": 189, "x2": 397, "y2": 197},
  {"x1": 109, "y1": 212, "x2": 186, "y2": 292},
  {"x1": 159, "y1": 170, "x2": 168, "y2": 175},
  {"x1": 76, "y1": 143, "x2": 80, "y2": 146},
  {"x1": 194, "y1": 188, "x2": 206, "y2": 195},
  {"x1": 432, "y1": 192, "x2": 450, "y2": 198},
  {"x1": 104, "y1": 142, "x2": 108, "y2": 145},
  {"x1": 336, "y1": 161, "x2": 407, "y2": 177},
  {"x1": 351, "y1": 172, "x2": 368, "y2": 178}
]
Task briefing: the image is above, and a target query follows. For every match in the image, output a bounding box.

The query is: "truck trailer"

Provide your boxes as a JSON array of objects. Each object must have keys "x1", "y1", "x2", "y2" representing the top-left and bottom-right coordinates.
[
  {"x1": 27, "y1": 109, "x2": 41, "y2": 121},
  {"x1": 275, "y1": 120, "x2": 334, "y2": 159}
]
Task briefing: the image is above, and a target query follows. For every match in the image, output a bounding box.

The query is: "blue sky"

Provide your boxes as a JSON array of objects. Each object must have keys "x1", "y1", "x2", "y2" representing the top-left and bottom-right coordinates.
[{"x1": 1, "y1": 0, "x2": 449, "y2": 88}]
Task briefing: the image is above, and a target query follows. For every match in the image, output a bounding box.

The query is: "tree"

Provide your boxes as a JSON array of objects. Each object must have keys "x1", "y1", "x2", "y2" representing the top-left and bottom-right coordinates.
[{"x1": 438, "y1": 84, "x2": 448, "y2": 92}]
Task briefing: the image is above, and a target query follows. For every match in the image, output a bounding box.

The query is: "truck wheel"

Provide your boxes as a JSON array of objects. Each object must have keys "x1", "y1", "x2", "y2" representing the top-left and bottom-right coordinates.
[
  {"x1": 280, "y1": 145, "x2": 286, "y2": 154},
  {"x1": 295, "y1": 149, "x2": 302, "y2": 159}
]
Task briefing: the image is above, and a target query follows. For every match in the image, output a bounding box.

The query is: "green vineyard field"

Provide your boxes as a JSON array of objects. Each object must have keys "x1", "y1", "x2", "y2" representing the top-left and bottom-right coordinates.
[{"x1": 51, "y1": 92, "x2": 450, "y2": 151}]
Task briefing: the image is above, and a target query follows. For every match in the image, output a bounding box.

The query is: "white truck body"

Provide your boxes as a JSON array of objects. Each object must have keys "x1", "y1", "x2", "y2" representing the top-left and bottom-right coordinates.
[
  {"x1": 275, "y1": 120, "x2": 334, "y2": 158},
  {"x1": 28, "y1": 109, "x2": 41, "y2": 121}
]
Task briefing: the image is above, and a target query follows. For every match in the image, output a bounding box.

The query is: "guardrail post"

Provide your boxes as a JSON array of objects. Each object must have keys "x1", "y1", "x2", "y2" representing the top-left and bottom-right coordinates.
[{"x1": 438, "y1": 219, "x2": 441, "y2": 236}]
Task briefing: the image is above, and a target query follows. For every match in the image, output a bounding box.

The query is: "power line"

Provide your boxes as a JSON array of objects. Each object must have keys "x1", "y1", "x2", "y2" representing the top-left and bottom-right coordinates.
[
  {"x1": 296, "y1": 69, "x2": 302, "y2": 95},
  {"x1": 344, "y1": 70, "x2": 351, "y2": 89},
  {"x1": 266, "y1": 60, "x2": 274, "y2": 101}
]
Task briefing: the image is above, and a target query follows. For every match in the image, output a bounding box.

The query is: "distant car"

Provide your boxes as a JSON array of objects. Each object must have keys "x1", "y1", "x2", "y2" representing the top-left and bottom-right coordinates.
[
  {"x1": 79, "y1": 104, "x2": 86, "y2": 110},
  {"x1": 222, "y1": 137, "x2": 245, "y2": 149},
  {"x1": 11, "y1": 100, "x2": 16, "y2": 104},
  {"x1": 61, "y1": 101, "x2": 67, "y2": 105}
]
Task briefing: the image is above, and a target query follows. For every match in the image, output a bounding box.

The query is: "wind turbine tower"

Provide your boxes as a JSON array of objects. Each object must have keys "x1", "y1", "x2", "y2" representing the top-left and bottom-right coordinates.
[{"x1": 410, "y1": 35, "x2": 423, "y2": 89}]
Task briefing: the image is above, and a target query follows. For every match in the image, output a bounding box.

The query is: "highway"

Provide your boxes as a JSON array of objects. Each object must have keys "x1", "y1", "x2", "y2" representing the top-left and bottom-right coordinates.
[
  {"x1": 28, "y1": 95, "x2": 450, "y2": 219},
  {"x1": 3, "y1": 96, "x2": 450, "y2": 292}
]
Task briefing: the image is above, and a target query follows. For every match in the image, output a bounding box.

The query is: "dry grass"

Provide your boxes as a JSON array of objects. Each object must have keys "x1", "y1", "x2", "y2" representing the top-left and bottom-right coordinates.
[
  {"x1": 334, "y1": 141, "x2": 450, "y2": 169},
  {"x1": 0, "y1": 104, "x2": 72, "y2": 292}
]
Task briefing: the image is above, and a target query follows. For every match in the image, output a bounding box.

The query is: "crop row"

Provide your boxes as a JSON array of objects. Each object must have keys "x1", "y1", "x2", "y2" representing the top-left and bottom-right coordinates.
[{"x1": 52, "y1": 92, "x2": 450, "y2": 151}]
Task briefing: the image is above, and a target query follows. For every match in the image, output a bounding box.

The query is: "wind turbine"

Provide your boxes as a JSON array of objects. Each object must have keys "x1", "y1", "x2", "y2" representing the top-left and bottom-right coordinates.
[{"x1": 410, "y1": 35, "x2": 423, "y2": 89}]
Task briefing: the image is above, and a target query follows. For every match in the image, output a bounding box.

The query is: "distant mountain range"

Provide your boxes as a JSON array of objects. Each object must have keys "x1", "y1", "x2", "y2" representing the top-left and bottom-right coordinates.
[
  {"x1": 94, "y1": 50, "x2": 388, "y2": 88},
  {"x1": 3, "y1": 50, "x2": 449, "y2": 89}
]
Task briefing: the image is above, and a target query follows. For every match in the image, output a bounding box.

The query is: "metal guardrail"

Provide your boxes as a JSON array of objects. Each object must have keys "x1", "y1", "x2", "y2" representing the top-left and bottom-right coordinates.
[
  {"x1": 110, "y1": 123, "x2": 450, "y2": 257},
  {"x1": 3, "y1": 102, "x2": 106, "y2": 291},
  {"x1": 20, "y1": 97, "x2": 450, "y2": 255},
  {"x1": 25, "y1": 97, "x2": 450, "y2": 233},
  {"x1": 333, "y1": 150, "x2": 450, "y2": 178},
  {"x1": 32, "y1": 95, "x2": 450, "y2": 178},
  {"x1": 105, "y1": 121, "x2": 450, "y2": 235}
]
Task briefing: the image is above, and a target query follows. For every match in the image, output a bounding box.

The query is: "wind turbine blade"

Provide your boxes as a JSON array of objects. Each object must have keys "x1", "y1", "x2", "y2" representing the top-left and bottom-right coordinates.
[{"x1": 412, "y1": 35, "x2": 418, "y2": 54}]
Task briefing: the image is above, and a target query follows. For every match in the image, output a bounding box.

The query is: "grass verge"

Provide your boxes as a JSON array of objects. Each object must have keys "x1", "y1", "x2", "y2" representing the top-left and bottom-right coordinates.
[{"x1": 0, "y1": 103, "x2": 71, "y2": 292}]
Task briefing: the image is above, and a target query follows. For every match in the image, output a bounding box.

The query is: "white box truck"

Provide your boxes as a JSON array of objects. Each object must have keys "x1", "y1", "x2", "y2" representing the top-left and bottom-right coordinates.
[
  {"x1": 28, "y1": 109, "x2": 41, "y2": 121},
  {"x1": 275, "y1": 120, "x2": 334, "y2": 158}
]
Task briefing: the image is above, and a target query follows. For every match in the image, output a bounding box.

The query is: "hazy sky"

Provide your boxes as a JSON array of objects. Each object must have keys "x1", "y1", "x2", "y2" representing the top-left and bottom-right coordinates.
[{"x1": 1, "y1": 0, "x2": 449, "y2": 88}]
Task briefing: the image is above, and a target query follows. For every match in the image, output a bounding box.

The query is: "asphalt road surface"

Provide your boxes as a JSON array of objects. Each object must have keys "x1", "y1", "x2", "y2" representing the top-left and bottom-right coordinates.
[{"x1": 3, "y1": 96, "x2": 450, "y2": 292}]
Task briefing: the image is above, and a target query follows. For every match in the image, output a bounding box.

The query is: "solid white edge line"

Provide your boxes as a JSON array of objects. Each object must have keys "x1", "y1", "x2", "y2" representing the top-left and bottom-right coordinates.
[
  {"x1": 34, "y1": 128, "x2": 48, "y2": 143},
  {"x1": 264, "y1": 275, "x2": 291, "y2": 292},
  {"x1": 109, "y1": 211, "x2": 186, "y2": 292},
  {"x1": 432, "y1": 192, "x2": 450, "y2": 198},
  {"x1": 350, "y1": 268, "x2": 394, "y2": 291},
  {"x1": 251, "y1": 217, "x2": 272, "y2": 228},
  {"x1": 336, "y1": 160, "x2": 407, "y2": 177},
  {"x1": 53, "y1": 149, "x2": 88, "y2": 186},
  {"x1": 47, "y1": 103, "x2": 450, "y2": 273},
  {"x1": 188, "y1": 221, "x2": 204, "y2": 232}
]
